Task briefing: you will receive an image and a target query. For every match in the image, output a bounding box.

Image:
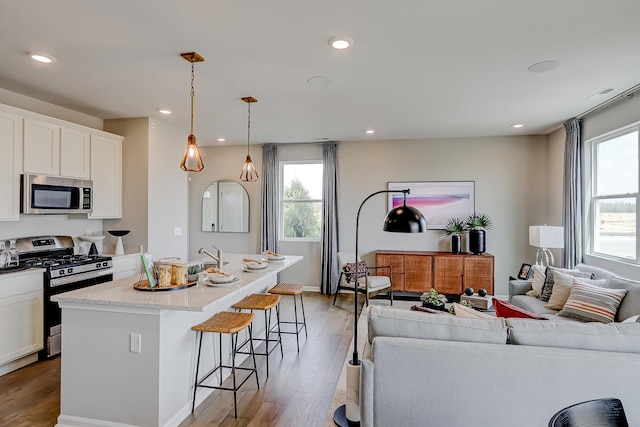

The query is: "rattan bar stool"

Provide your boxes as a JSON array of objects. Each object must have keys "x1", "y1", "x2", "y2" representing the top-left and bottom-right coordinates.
[
  {"x1": 268, "y1": 283, "x2": 308, "y2": 352},
  {"x1": 191, "y1": 311, "x2": 259, "y2": 418},
  {"x1": 232, "y1": 293, "x2": 283, "y2": 377}
]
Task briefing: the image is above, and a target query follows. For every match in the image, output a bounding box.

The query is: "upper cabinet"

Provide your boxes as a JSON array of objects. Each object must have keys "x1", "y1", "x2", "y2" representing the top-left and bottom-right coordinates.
[
  {"x1": 23, "y1": 119, "x2": 91, "y2": 179},
  {"x1": 0, "y1": 110, "x2": 23, "y2": 221},
  {"x1": 23, "y1": 118, "x2": 60, "y2": 176},
  {"x1": 89, "y1": 134, "x2": 122, "y2": 219}
]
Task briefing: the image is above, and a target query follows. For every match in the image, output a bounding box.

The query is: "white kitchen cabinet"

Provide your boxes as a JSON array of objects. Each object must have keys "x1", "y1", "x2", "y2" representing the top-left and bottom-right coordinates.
[
  {"x1": 0, "y1": 270, "x2": 44, "y2": 376},
  {"x1": 23, "y1": 118, "x2": 60, "y2": 176},
  {"x1": 111, "y1": 253, "x2": 142, "y2": 280},
  {"x1": 60, "y1": 127, "x2": 90, "y2": 179},
  {"x1": 89, "y1": 134, "x2": 123, "y2": 219},
  {"x1": 0, "y1": 110, "x2": 23, "y2": 221}
]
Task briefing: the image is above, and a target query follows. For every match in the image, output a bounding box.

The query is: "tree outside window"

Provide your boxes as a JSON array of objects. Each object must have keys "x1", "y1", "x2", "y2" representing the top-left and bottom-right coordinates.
[{"x1": 281, "y1": 162, "x2": 323, "y2": 240}]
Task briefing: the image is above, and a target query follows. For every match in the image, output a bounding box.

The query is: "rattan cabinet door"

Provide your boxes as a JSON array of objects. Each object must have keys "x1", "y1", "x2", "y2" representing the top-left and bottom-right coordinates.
[
  {"x1": 376, "y1": 253, "x2": 405, "y2": 291},
  {"x1": 404, "y1": 255, "x2": 432, "y2": 292},
  {"x1": 433, "y1": 255, "x2": 463, "y2": 294},
  {"x1": 463, "y1": 255, "x2": 494, "y2": 294}
]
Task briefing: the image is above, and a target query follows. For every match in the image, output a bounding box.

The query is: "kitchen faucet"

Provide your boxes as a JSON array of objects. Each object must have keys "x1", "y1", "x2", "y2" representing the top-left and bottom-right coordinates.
[{"x1": 197, "y1": 245, "x2": 223, "y2": 267}]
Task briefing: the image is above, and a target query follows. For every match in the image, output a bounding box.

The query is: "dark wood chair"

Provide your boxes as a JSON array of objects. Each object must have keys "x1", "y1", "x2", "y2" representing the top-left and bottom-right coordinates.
[{"x1": 332, "y1": 251, "x2": 393, "y2": 306}]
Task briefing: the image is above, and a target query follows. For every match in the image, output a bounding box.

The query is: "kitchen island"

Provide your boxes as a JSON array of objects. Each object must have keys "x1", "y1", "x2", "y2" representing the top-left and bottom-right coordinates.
[{"x1": 52, "y1": 253, "x2": 302, "y2": 427}]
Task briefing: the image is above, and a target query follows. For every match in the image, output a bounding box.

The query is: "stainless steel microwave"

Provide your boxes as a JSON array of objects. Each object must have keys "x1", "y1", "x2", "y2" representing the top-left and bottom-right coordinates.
[{"x1": 21, "y1": 174, "x2": 93, "y2": 214}]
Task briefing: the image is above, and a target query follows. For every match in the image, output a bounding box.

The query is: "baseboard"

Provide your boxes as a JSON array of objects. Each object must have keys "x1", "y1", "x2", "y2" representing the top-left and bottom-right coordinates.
[
  {"x1": 56, "y1": 414, "x2": 138, "y2": 427},
  {"x1": 0, "y1": 352, "x2": 38, "y2": 377}
]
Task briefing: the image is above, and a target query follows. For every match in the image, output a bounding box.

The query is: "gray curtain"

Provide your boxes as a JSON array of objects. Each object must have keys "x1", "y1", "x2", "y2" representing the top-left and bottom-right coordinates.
[
  {"x1": 260, "y1": 144, "x2": 278, "y2": 253},
  {"x1": 321, "y1": 142, "x2": 340, "y2": 294},
  {"x1": 563, "y1": 119, "x2": 582, "y2": 268}
]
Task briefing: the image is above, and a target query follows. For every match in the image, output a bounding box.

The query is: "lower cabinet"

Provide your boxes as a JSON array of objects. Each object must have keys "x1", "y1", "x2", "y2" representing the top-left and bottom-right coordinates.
[
  {"x1": 376, "y1": 250, "x2": 494, "y2": 295},
  {"x1": 112, "y1": 253, "x2": 142, "y2": 280},
  {"x1": 0, "y1": 270, "x2": 44, "y2": 375}
]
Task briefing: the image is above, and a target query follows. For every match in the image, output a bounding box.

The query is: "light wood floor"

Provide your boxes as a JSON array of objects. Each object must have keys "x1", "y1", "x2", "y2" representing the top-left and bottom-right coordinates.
[{"x1": 0, "y1": 292, "x2": 361, "y2": 427}]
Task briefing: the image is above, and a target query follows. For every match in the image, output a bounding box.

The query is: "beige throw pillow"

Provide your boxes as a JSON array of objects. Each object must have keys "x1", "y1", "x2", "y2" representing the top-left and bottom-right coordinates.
[
  {"x1": 525, "y1": 265, "x2": 547, "y2": 297},
  {"x1": 545, "y1": 273, "x2": 606, "y2": 310},
  {"x1": 451, "y1": 302, "x2": 494, "y2": 319}
]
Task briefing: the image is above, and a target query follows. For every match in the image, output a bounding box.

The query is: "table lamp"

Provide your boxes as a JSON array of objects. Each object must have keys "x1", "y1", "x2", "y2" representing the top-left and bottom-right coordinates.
[{"x1": 529, "y1": 225, "x2": 563, "y2": 267}]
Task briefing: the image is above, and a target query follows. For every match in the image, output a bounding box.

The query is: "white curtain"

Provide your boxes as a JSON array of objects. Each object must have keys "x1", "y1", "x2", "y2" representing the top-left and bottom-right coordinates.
[
  {"x1": 321, "y1": 142, "x2": 340, "y2": 294},
  {"x1": 260, "y1": 144, "x2": 278, "y2": 253},
  {"x1": 563, "y1": 118, "x2": 582, "y2": 268}
]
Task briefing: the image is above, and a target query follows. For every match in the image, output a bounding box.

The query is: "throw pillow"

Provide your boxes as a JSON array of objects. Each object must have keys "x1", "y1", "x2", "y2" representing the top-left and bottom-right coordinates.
[
  {"x1": 539, "y1": 267, "x2": 594, "y2": 302},
  {"x1": 344, "y1": 261, "x2": 367, "y2": 283},
  {"x1": 545, "y1": 273, "x2": 606, "y2": 311},
  {"x1": 492, "y1": 298, "x2": 548, "y2": 320},
  {"x1": 558, "y1": 282, "x2": 629, "y2": 323},
  {"x1": 525, "y1": 265, "x2": 547, "y2": 297},
  {"x1": 451, "y1": 302, "x2": 494, "y2": 319},
  {"x1": 622, "y1": 315, "x2": 639, "y2": 323}
]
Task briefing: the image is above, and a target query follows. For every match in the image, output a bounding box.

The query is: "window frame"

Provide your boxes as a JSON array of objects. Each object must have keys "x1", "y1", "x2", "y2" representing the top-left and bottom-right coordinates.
[
  {"x1": 585, "y1": 121, "x2": 640, "y2": 265},
  {"x1": 278, "y1": 160, "x2": 323, "y2": 242}
]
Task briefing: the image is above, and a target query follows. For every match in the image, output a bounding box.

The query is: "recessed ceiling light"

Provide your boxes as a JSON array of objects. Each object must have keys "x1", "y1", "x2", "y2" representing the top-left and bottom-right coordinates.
[
  {"x1": 28, "y1": 52, "x2": 56, "y2": 63},
  {"x1": 158, "y1": 109, "x2": 172, "y2": 115},
  {"x1": 511, "y1": 124, "x2": 524, "y2": 129},
  {"x1": 217, "y1": 138, "x2": 226, "y2": 142},
  {"x1": 365, "y1": 129, "x2": 375, "y2": 134},
  {"x1": 527, "y1": 60, "x2": 559, "y2": 73},
  {"x1": 328, "y1": 36, "x2": 353, "y2": 50}
]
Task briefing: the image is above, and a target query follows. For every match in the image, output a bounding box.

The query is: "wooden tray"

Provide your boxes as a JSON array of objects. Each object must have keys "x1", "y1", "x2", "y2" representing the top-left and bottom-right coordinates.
[{"x1": 133, "y1": 279, "x2": 197, "y2": 292}]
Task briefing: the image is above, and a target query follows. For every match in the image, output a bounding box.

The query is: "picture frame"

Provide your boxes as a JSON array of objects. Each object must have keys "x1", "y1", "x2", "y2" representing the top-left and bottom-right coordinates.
[
  {"x1": 517, "y1": 263, "x2": 532, "y2": 280},
  {"x1": 387, "y1": 181, "x2": 475, "y2": 230}
]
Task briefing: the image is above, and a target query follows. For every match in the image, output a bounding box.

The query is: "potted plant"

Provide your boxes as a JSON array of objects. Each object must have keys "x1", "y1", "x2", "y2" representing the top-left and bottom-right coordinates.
[
  {"x1": 443, "y1": 217, "x2": 467, "y2": 254},
  {"x1": 465, "y1": 212, "x2": 492, "y2": 254},
  {"x1": 187, "y1": 264, "x2": 202, "y2": 282},
  {"x1": 420, "y1": 288, "x2": 447, "y2": 310}
]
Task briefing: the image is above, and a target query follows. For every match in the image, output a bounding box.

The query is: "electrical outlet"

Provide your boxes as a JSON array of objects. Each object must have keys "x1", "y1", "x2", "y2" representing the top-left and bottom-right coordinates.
[
  {"x1": 130, "y1": 333, "x2": 142, "y2": 353},
  {"x1": 174, "y1": 227, "x2": 182, "y2": 236}
]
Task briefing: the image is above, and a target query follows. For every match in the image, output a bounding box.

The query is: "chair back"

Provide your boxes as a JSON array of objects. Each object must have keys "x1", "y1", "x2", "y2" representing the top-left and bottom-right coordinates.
[
  {"x1": 337, "y1": 252, "x2": 366, "y2": 284},
  {"x1": 548, "y1": 398, "x2": 628, "y2": 427}
]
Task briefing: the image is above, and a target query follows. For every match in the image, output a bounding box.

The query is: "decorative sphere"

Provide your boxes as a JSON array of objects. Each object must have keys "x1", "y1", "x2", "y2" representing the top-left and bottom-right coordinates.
[
  {"x1": 478, "y1": 288, "x2": 487, "y2": 297},
  {"x1": 464, "y1": 287, "x2": 474, "y2": 296}
]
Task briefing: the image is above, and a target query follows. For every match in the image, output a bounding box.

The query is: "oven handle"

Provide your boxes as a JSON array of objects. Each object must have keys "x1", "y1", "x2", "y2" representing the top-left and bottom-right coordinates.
[{"x1": 50, "y1": 268, "x2": 114, "y2": 287}]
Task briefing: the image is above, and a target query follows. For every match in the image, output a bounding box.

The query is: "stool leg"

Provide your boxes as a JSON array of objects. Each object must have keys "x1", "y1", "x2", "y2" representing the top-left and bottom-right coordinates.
[
  {"x1": 263, "y1": 310, "x2": 270, "y2": 377},
  {"x1": 292, "y1": 297, "x2": 300, "y2": 352},
  {"x1": 192, "y1": 331, "x2": 203, "y2": 412},
  {"x1": 299, "y1": 293, "x2": 308, "y2": 338},
  {"x1": 249, "y1": 324, "x2": 259, "y2": 389},
  {"x1": 231, "y1": 331, "x2": 238, "y2": 418},
  {"x1": 218, "y1": 332, "x2": 223, "y2": 385},
  {"x1": 274, "y1": 305, "x2": 283, "y2": 357}
]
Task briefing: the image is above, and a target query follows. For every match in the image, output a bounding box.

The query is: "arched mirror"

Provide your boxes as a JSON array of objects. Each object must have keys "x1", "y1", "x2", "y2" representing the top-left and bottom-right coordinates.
[{"x1": 202, "y1": 180, "x2": 250, "y2": 232}]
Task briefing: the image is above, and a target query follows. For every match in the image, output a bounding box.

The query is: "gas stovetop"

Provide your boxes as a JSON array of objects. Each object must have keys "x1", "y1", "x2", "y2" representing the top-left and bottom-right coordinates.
[{"x1": 29, "y1": 254, "x2": 110, "y2": 268}]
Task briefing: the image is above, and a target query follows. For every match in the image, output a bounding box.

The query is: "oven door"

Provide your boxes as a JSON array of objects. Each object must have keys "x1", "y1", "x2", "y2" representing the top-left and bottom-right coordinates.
[{"x1": 43, "y1": 268, "x2": 114, "y2": 359}]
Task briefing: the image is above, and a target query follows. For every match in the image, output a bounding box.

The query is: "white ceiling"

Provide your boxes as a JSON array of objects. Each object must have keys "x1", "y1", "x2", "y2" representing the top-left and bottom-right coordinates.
[{"x1": 1, "y1": 0, "x2": 640, "y2": 146}]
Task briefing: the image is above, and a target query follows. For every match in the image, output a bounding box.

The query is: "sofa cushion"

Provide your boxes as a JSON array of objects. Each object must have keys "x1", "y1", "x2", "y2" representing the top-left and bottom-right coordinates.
[
  {"x1": 525, "y1": 265, "x2": 547, "y2": 297},
  {"x1": 493, "y1": 298, "x2": 548, "y2": 320},
  {"x1": 506, "y1": 318, "x2": 640, "y2": 354},
  {"x1": 540, "y1": 267, "x2": 594, "y2": 302},
  {"x1": 575, "y1": 263, "x2": 617, "y2": 281},
  {"x1": 604, "y1": 276, "x2": 640, "y2": 322},
  {"x1": 545, "y1": 273, "x2": 606, "y2": 310},
  {"x1": 367, "y1": 306, "x2": 507, "y2": 345},
  {"x1": 558, "y1": 282, "x2": 628, "y2": 323},
  {"x1": 511, "y1": 295, "x2": 560, "y2": 316}
]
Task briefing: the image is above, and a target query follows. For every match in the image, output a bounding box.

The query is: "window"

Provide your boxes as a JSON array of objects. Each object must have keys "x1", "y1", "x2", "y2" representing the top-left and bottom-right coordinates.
[
  {"x1": 280, "y1": 161, "x2": 323, "y2": 240},
  {"x1": 587, "y1": 124, "x2": 639, "y2": 262}
]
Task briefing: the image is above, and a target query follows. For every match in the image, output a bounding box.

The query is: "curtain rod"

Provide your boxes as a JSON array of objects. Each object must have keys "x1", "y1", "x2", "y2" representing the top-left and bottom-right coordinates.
[
  {"x1": 259, "y1": 140, "x2": 340, "y2": 147},
  {"x1": 576, "y1": 83, "x2": 640, "y2": 119}
]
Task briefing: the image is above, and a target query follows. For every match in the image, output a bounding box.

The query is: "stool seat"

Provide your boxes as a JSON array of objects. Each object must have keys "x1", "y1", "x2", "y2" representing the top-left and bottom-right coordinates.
[
  {"x1": 269, "y1": 283, "x2": 304, "y2": 296},
  {"x1": 233, "y1": 293, "x2": 280, "y2": 311},
  {"x1": 192, "y1": 311, "x2": 255, "y2": 335}
]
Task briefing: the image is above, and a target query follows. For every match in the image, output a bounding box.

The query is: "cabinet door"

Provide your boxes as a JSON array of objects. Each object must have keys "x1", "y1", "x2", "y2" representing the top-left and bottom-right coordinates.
[
  {"x1": 433, "y1": 255, "x2": 463, "y2": 294},
  {"x1": 23, "y1": 118, "x2": 60, "y2": 175},
  {"x1": 463, "y1": 256, "x2": 494, "y2": 294},
  {"x1": 404, "y1": 255, "x2": 432, "y2": 292},
  {"x1": 0, "y1": 110, "x2": 22, "y2": 221},
  {"x1": 376, "y1": 253, "x2": 404, "y2": 291},
  {"x1": 89, "y1": 134, "x2": 122, "y2": 219},
  {"x1": 60, "y1": 127, "x2": 90, "y2": 179}
]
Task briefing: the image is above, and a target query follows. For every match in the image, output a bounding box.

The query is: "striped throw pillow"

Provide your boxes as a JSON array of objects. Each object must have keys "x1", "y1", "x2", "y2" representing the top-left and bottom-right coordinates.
[{"x1": 558, "y1": 282, "x2": 628, "y2": 323}]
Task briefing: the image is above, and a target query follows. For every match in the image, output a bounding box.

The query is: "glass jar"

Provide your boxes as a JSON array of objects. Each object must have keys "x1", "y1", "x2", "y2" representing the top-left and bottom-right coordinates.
[
  {"x1": 158, "y1": 265, "x2": 172, "y2": 287},
  {"x1": 8, "y1": 239, "x2": 18, "y2": 267},
  {"x1": 171, "y1": 264, "x2": 188, "y2": 285},
  {"x1": 0, "y1": 240, "x2": 7, "y2": 268}
]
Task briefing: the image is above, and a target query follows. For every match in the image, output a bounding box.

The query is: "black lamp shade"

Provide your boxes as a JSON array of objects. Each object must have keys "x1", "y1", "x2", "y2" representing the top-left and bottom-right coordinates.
[{"x1": 383, "y1": 205, "x2": 427, "y2": 233}]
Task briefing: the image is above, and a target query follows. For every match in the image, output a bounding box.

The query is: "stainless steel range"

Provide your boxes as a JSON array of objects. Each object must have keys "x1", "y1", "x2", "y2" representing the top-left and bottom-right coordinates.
[{"x1": 16, "y1": 235, "x2": 114, "y2": 359}]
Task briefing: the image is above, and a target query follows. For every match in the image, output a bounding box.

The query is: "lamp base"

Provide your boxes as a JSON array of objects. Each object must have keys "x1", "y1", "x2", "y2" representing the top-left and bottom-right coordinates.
[
  {"x1": 333, "y1": 405, "x2": 360, "y2": 427},
  {"x1": 535, "y1": 248, "x2": 554, "y2": 267}
]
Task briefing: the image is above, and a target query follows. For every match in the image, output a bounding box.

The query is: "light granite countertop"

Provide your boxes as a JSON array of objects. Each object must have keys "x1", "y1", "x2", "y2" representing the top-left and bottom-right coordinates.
[{"x1": 52, "y1": 253, "x2": 302, "y2": 312}]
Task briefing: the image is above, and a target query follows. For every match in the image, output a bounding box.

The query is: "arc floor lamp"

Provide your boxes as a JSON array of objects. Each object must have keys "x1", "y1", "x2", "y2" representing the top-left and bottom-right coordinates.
[{"x1": 334, "y1": 188, "x2": 427, "y2": 426}]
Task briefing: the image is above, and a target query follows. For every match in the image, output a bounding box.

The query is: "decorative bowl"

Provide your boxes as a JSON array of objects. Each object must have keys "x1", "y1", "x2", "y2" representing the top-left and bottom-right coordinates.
[{"x1": 108, "y1": 230, "x2": 130, "y2": 237}]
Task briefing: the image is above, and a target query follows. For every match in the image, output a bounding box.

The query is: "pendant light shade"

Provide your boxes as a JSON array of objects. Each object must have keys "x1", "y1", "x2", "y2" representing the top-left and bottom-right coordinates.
[
  {"x1": 383, "y1": 191, "x2": 427, "y2": 232},
  {"x1": 240, "y1": 96, "x2": 259, "y2": 182},
  {"x1": 180, "y1": 52, "x2": 205, "y2": 172}
]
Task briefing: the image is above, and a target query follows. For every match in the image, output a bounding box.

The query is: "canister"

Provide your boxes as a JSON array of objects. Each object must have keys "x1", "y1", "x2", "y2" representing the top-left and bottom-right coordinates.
[
  {"x1": 158, "y1": 265, "x2": 172, "y2": 287},
  {"x1": 171, "y1": 263, "x2": 188, "y2": 285}
]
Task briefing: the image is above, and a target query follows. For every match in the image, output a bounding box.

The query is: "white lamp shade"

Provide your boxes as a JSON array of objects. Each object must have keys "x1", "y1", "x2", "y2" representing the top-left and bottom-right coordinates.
[{"x1": 529, "y1": 225, "x2": 564, "y2": 249}]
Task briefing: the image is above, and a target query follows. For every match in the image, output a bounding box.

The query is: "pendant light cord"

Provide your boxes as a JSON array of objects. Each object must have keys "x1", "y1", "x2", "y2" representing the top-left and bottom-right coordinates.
[
  {"x1": 190, "y1": 60, "x2": 195, "y2": 135},
  {"x1": 247, "y1": 100, "x2": 251, "y2": 155}
]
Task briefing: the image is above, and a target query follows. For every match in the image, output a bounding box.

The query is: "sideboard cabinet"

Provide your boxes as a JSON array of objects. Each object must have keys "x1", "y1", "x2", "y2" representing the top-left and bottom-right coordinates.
[{"x1": 375, "y1": 250, "x2": 494, "y2": 295}]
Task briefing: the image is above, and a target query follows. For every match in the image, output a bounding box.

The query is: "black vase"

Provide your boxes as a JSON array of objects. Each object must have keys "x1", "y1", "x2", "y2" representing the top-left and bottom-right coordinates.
[
  {"x1": 451, "y1": 234, "x2": 462, "y2": 254},
  {"x1": 469, "y1": 229, "x2": 486, "y2": 254}
]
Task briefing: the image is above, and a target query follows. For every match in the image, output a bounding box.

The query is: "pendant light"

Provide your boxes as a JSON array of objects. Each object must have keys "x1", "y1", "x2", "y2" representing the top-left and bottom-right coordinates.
[
  {"x1": 240, "y1": 96, "x2": 259, "y2": 182},
  {"x1": 179, "y1": 52, "x2": 205, "y2": 172}
]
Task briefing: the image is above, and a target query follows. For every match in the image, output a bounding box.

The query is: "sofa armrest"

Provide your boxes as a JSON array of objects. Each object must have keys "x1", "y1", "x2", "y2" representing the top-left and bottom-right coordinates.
[{"x1": 509, "y1": 279, "x2": 533, "y2": 302}]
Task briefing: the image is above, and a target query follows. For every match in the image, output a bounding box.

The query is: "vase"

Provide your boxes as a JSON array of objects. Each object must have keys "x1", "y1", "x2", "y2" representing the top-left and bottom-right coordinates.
[
  {"x1": 451, "y1": 234, "x2": 462, "y2": 253},
  {"x1": 469, "y1": 229, "x2": 486, "y2": 254}
]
